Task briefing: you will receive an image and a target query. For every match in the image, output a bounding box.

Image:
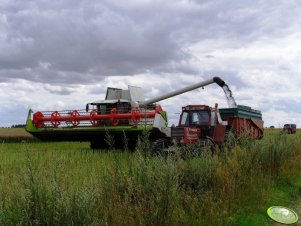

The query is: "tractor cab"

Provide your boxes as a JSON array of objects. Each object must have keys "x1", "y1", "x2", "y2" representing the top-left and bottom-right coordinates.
[
  {"x1": 171, "y1": 104, "x2": 226, "y2": 146},
  {"x1": 179, "y1": 105, "x2": 212, "y2": 127},
  {"x1": 179, "y1": 105, "x2": 215, "y2": 139}
]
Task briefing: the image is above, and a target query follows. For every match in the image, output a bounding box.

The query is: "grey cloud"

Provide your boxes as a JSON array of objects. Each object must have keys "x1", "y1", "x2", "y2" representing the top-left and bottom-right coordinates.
[
  {"x1": 203, "y1": 70, "x2": 246, "y2": 89},
  {"x1": 274, "y1": 100, "x2": 301, "y2": 114},
  {"x1": 1, "y1": 0, "x2": 185, "y2": 83},
  {"x1": 88, "y1": 84, "x2": 109, "y2": 95},
  {"x1": 0, "y1": 67, "x2": 104, "y2": 84},
  {"x1": 1, "y1": 0, "x2": 301, "y2": 86},
  {"x1": 0, "y1": 103, "x2": 29, "y2": 125},
  {"x1": 43, "y1": 84, "x2": 75, "y2": 95}
]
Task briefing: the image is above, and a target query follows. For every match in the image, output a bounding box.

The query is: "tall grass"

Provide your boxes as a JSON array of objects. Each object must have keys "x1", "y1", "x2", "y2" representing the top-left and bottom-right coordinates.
[{"x1": 0, "y1": 130, "x2": 301, "y2": 225}]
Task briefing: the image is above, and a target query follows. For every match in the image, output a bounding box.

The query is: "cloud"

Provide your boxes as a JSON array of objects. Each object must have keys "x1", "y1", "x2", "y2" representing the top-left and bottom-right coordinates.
[
  {"x1": 1, "y1": 0, "x2": 193, "y2": 83},
  {"x1": 2, "y1": 0, "x2": 299, "y2": 84},
  {"x1": 1, "y1": 0, "x2": 301, "y2": 127}
]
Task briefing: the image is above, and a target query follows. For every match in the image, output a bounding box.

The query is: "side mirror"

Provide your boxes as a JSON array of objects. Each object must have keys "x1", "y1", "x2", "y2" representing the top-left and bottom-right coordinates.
[{"x1": 86, "y1": 104, "x2": 89, "y2": 112}]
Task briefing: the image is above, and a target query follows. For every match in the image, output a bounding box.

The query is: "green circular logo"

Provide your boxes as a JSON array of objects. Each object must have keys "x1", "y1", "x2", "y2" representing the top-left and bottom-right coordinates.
[{"x1": 267, "y1": 206, "x2": 298, "y2": 224}]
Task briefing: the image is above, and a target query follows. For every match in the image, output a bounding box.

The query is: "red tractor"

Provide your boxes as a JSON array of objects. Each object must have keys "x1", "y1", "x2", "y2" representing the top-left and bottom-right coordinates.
[{"x1": 151, "y1": 104, "x2": 263, "y2": 153}]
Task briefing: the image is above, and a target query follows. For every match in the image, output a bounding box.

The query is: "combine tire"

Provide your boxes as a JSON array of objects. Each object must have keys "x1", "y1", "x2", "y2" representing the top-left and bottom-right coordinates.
[
  {"x1": 90, "y1": 140, "x2": 109, "y2": 150},
  {"x1": 151, "y1": 138, "x2": 172, "y2": 155}
]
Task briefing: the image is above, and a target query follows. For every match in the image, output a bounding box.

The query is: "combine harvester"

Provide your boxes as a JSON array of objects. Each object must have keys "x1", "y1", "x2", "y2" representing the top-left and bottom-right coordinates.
[{"x1": 25, "y1": 77, "x2": 264, "y2": 151}]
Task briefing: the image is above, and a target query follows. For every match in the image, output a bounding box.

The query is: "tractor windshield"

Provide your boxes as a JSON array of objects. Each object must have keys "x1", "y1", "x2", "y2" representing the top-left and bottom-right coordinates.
[{"x1": 180, "y1": 110, "x2": 210, "y2": 126}]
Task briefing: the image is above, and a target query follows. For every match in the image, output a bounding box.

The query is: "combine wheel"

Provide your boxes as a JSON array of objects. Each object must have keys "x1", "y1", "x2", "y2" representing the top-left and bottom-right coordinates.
[
  {"x1": 90, "y1": 109, "x2": 99, "y2": 126},
  {"x1": 33, "y1": 111, "x2": 45, "y2": 128},
  {"x1": 151, "y1": 138, "x2": 172, "y2": 155},
  {"x1": 71, "y1": 110, "x2": 80, "y2": 126},
  {"x1": 131, "y1": 108, "x2": 141, "y2": 125},
  {"x1": 50, "y1": 111, "x2": 61, "y2": 128},
  {"x1": 90, "y1": 140, "x2": 109, "y2": 150},
  {"x1": 110, "y1": 108, "x2": 119, "y2": 126}
]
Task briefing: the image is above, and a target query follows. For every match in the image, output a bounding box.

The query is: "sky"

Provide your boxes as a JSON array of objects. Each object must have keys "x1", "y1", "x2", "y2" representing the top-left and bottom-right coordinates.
[{"x1": 1, "y1": 0, "x2": 301, "y2": 127}]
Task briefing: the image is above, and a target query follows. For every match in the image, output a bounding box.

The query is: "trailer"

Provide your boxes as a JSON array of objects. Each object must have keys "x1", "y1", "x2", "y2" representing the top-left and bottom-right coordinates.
[{"x1": 219, "y1": 105, "x2": 264, "y2": 139}]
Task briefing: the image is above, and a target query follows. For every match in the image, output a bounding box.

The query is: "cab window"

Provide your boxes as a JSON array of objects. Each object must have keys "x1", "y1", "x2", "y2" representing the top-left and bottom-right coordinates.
[
  {"x1": 190, "y1": 111, "x2": 209, "y2": 125},
  {"x1": 180, "y1": 112, "x2": 189, "y2": 126}
]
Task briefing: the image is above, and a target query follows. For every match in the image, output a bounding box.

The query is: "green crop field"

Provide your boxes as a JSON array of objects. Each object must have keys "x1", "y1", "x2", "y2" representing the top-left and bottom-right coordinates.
[{"x1": 0, "y1": 129, "x2": 301, "y2": 225}]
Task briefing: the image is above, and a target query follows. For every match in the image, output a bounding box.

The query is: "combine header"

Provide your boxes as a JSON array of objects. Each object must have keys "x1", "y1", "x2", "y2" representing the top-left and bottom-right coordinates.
[{"x1": 26, "y1": 77, "x2": 264, "y2": 150}]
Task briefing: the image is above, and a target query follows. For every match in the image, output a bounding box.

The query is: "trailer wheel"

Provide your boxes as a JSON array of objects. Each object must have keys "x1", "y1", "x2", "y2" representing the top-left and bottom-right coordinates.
[{"x1": 151, "y1": 138, "x2": 171, "y2": 155}]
